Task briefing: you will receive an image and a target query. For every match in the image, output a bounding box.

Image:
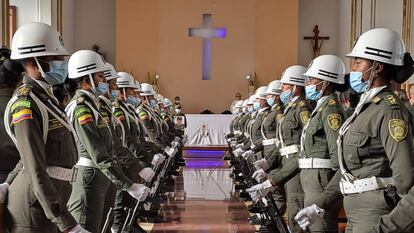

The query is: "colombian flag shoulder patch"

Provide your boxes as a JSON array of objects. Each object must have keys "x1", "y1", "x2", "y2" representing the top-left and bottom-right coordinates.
[
  {"x1": 138, "y1": 111, "x2": 149, "y2": 120},
  {"x1": 78, "y1": 114, "x2": 93, "y2": 125},
  {"x1": 12, "y1": 109, "x2": 33, "y2": 124}
]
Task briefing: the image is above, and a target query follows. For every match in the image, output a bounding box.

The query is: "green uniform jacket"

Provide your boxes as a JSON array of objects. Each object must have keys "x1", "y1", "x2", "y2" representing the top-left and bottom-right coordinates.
[
  {"x1": 314, "y1": 88, "x2": 414, "y2": 209},
  {"x1": 268, "y1": 96, "x2": 311, "y2": 184},
  {"x1": 70, "y1": 90, "x2": 133, "y2": 190},
  {"x1": 262, "y1": 103, "x2": 284, "y2": 167},
  {"x1": 249, "y1": 107, "x2": 271, "y2": 152},
  {"x1": 113, "y1": 100, "x2": 152, "y2": 164},
  {"x1": 236, "y1": 113, "x2": 250, "y2": 142},
  {"x1": 303, "y1": 95, "x2": 344, "y2": 170},
  {"x1": 7, "y1": 77, "x2": 78, "y2": 231},
  {"x1": 98, "y1": 96, "x2": 144, "y2": 173}
]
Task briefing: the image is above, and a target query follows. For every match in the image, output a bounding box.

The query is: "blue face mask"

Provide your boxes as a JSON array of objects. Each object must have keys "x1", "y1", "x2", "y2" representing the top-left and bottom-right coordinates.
[
  {"x1": 305, "y1": 82, "x2": 323, "y2": 100},
  {"x1": 349, "y1": 66, "x2": 374, "y2": 93},
  {"x1": 280, "y1": 90, "x2": 292, "y2": 105},
  {"x1": 126, "y1": 96, "x2": 141, "y2": 107},
  {"x1": 247, "y1": 106, "x2": 254, "y2": 113},
  {"x1": 41, "y1": 60, "x2": 68, "y2": 85},
  {"x1": 253, "y1": 102, "x2": 261, "y2": 111},
  {"x1": 96, "y1": 82, "x2": 109, "y2": 95},
  {"x1": 349, "y1": 72, "x2": 369, "y2": 94},
  {"x1": 266, "y1": 96, "x2": 275, "y2": 106},
  {"x1": 149, "y1": 99, "x2": 158, "y2": 109},
  {"x1": 111, "y1": 90, "x2": 119, "y2": 100}
]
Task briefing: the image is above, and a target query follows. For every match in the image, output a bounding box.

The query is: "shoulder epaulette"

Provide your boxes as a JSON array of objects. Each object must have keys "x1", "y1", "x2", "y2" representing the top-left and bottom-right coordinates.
[
  {"x1": 328, "y1": 98, "x2": 337, "y2": 106},
  {"x1": 371, "y1": 96, "x2": 382, "y2": 104},
  {"x1": 384, "y1": 94, "x2": 399, "y2": 106},
  {"x1": 76, "y1": 96, "x2": 85, "y2": 104},
  {"x1": 112, "y1": 102, "x2": 120, "y2": 108},
  {"x1": 15, "y1": 84, "x2": 32, "y2": 97}
]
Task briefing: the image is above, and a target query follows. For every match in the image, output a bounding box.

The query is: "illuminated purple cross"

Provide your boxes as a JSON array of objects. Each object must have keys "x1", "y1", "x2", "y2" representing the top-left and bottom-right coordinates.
[{"x1": 189, "y1": 14, "x2": 226, "y2": 80}]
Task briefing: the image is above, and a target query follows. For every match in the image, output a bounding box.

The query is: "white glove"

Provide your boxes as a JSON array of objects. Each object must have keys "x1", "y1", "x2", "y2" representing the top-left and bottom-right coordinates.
[
  {"x1": 295, "y1": 204, "x2": 325, "y2": 230},
  {"x1": 235, "y1": 143, "x2": 244, "y2": 149},
  {"x1": 233, "y1": 148, "x2": 244, "y2": 157},
  {"x1": 182, "y1": 135, "x2": 188, "y2": 144},
  {"x1": 173, "y1": 136, "x2": 181, "y2": 143},
  {"x1": 164, "y1": 146, "x2": 176, "y2": 157},
  {"x1": 68, "y1": 224, "x2": 91, "y2": 233},
  {"x1": 127, "y1": 183, "x2": 150, "y2": 201},
  {"x1": 242, "y1": 150, "x2": 254, "y2": 159},
  {"x1": 171, "y1": 141, "x2": 180, "y2": 148},
  {"x1": 151, "y1": 153, "x2": 165, "y2": 166},
  {"x1": 253, "y1": 158, "x2": 271, "y2": 171},
  {"x1": 138, "y1": 167, "x2": 155, "y2": 182},
  {"x1": 252, "y1": 169, "x2": 267, "y2": 182},
  {"x1": 246, "y1": 180, "x2": 273, "y2": 202},
  {"x1": 229, "y1": 140, "x2": 237, "y2": 146},
  {"x1": 0, "y1": 183, "x2": 9, "y2": 204}
]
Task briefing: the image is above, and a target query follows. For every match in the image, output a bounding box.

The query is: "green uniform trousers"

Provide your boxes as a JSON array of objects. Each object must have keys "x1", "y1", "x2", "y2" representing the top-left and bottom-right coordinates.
[
  {"x1": 6, "y1": 170, "x2": 72, "y2": 233},
  {"x1": 281, "y1": 155, "x2": 304, "y2": 233},
  {"x1": 343, "y1": 187, "x2": 399, "y2": 233},
  {"x1": 67, "y1": 166, "x2": 112, "y2": 233},
  {"x1": 101, "y1": 183, "x2": 116, "y2": 233},
  {"x1": 301, "y1": 169, "x2": 340, "y2": 233},
  {"x1": 112, "y1": 166, "x2": 139, "y2": 232}
]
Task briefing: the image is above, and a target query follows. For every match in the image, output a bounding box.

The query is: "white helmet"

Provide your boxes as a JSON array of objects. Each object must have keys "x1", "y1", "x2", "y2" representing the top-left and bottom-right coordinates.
[
  {"x1": 254, "y1": 86, "x2": 268, "y2": 99},
  {"x1": 247, "y1": 95, "x2": 255, "y2": 105},
  {"x1": 140, "y1": 83, "x2": 157, "y2": 96},
  {"x1": 117, "y1": 72, "x2": 142, "y2": 90},
  {"x1": 347, "y1": 28, "x2": 405, "y2": 66},
  {"x1": 11, "y1": 22, "x2": 69, "y2": 59},
  {"x1": 103, "y1": 62, "x2": 119, "y2": 81},
  {"x1": 156, "y1": 94, "x2": 164, "y2": 104},
  {"x1": 68, "y1": 50, "x2": 106, "y2": 79},
  {"x1": 280, "y1": 65, "x2": 307, "y2": 86},
  {"x1": 303, "y1": 55, "x2": 346, "y2": 84},
  {"x1": 235, "y1": 100, "x2": 244, "y2": 108},
  {"x1": 164, "y1": 98, "x2": 173, "y2": 107},
  {"x1": 265, "y1": 80, "x2": 282, "y2": 95},
  {"x1": 242, "y1": 99, "x2": 249, "y2": 107}
]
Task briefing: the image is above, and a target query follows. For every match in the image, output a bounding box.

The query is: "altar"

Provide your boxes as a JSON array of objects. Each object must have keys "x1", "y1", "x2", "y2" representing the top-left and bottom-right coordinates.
[{"x1": 184, "y1": 114, "x2": 234, "y2": 147}]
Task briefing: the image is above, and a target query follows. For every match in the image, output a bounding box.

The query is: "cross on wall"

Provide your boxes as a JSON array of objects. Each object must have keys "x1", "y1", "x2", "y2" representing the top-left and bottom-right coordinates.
[{"x1": 189, "y1": 14, "x2": 227, "y2": 80}]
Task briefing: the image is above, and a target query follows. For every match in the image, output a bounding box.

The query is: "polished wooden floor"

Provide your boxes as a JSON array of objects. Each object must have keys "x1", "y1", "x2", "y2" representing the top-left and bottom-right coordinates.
[{"x1": 147, "y1": 150, "x2": 256, "y2": 233}]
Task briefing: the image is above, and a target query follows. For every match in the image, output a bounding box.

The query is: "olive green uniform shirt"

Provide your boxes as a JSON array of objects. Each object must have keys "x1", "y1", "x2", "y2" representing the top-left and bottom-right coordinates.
[
  {"x1": 70, "y1": 90, "x2": 133, "y2": 190},
  {"x1": 268, "y1": 96, "x2": 311, "y2": 184},
  {"x1": 7, "y1": 76, "x2": 78, "y2": 231}
]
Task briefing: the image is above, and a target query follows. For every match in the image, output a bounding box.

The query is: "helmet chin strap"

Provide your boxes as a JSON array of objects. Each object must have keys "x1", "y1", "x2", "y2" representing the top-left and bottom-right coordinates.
[
  {"x1": 34, "y1": 57, "x2": 47, "y2": 80},
  {"x1": 319, "y1": 81, "x2": 329, "y2": 96},
  {"x1": 291, "y1": 85, "x2": 297, "y2": 99},
  {"x1": 88, "y1": 74, "x2": 97, "y2": 95},
  {"x1": 365, "y1": 61, "x2": 379, "y2": 92},
  {"x1": 122, "y1": 88, "x2": 127, "y2": 101}
]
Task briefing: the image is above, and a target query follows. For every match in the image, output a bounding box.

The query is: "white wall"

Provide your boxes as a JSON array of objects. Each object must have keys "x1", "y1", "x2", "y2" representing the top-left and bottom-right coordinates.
[
  {"x1": 10, "y1": 0, "x2": 52, "y2": 28},
  {"x1": 61, "y1": 0, "x2": 75, "y2": 53},
  {"x1": 73, "y1": 0, "x2": 116, "y2": 64},
  {"x1": 298, "y1": 0, "x2": 339, "y2": 67},
  {"x1": 337, "y1": 0, "x2": 352, "y2": 68}
]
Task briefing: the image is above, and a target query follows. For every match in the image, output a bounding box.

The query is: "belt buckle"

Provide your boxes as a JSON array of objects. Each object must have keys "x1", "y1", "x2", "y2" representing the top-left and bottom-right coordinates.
[{"x1": 71, "y1": 167, "x2": 78, "y2": 183}]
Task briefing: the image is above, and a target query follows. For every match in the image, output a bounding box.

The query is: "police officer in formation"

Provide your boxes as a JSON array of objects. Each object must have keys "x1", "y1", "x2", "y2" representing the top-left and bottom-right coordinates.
[
  {"x1": 227, "y1": 28, "x2": 414, "y2": 233},
  {"x1": 0, "y1": 22, "x2": 186, "y2": 233}
]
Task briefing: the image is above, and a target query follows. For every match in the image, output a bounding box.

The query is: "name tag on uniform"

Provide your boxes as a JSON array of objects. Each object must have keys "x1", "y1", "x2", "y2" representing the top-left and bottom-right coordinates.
[{"x1": 49, "y1": 118, "x2": 63, "y2": 130}]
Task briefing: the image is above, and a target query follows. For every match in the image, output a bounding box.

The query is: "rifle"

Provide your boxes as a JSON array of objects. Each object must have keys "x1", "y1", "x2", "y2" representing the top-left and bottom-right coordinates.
[
  {"x1": 119, "y1": 143, "x2": 180, "y2": 233},
  {"x1": 237, "y1": 154, "x2": 288, "y2": 233},
  {"x1": 101, "y1": 207, "x2": 114, "y2": 233}
]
